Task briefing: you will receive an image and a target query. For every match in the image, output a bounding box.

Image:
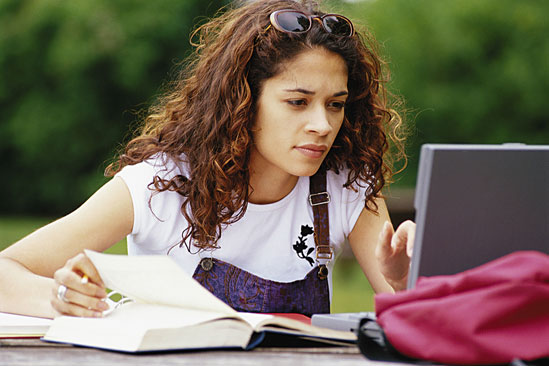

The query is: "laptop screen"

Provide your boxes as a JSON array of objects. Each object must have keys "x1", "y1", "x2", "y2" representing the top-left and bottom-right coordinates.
[{"x1": 408, "y1": 144, "x2": 549, "y2": 288}]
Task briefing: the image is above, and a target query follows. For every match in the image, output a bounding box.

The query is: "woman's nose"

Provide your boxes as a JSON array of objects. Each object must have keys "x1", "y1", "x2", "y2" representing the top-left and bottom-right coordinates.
[{"x1": 305, "y1": 108, "x2": 333, "y2": 136}]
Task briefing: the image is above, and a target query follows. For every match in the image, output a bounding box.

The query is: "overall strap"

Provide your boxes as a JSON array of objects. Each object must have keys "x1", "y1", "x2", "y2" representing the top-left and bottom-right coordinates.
[{"x1": 309, "y1": 169, "x2": 332, "y2": 280}]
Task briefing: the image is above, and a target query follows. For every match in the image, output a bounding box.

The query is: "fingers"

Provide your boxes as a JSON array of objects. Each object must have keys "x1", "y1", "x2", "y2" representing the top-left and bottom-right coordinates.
[
  {"x1": 391, "y1": 227, "x2": 407, "y2": 253},
  {"x1": 376, "y1": 221, "x2": 394, "y2": 259},
  {"x1": 52, "y1": 253, "x2": 108, "y2": 317},
  {"x1": 51, "y1": 285, "x2": 108, "y2": 318},
  {"x1": 54, "y1": 267, "x2": 107, "y2": 300},
  {"x1": 377, "y1": 220, "x2": 416, "y2": 258},
  {"x1": 393, "y1": 220, "x2": 416, "y2": 258},
  {"x1": 67, "y1": 253, "x2": 105, "y2": 288},
  {"x1": 375, "y1": 220, "x2": 416, "y2": 292}
]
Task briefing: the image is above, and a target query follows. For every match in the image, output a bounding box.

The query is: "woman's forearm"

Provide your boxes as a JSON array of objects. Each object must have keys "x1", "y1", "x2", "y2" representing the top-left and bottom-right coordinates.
[{"x1": 0, "y1": 257, "x2": 56, "y2": 318}]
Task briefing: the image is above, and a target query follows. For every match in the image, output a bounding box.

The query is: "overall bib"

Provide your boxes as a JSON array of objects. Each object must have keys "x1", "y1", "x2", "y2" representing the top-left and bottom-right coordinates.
[{"x1": 192, "y1": 170, "x2": 332, "y2": 317}]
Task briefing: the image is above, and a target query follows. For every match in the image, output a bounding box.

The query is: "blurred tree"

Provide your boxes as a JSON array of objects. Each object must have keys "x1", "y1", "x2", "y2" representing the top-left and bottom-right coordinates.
[
  {"x1": 1, "y1": 0, "x2": 547, "y2": 214},
  {"x1": 332, "y1": 0, "x2": 549, "y2": 186},
  {"x1": 0, "y1": 0, "x2": 227, "y2": 214}
]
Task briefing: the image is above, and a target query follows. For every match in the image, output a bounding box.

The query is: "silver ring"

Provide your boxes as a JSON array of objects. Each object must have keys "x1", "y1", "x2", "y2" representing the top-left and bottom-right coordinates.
[{"x1": 57, "y1": 285, "x2": 69, "y2": 303}]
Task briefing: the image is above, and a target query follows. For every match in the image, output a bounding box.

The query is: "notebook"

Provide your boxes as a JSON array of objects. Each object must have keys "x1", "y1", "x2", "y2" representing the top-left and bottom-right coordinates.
[{"x1": 313, "y1": 143, "x2": 549, "y2": 332}]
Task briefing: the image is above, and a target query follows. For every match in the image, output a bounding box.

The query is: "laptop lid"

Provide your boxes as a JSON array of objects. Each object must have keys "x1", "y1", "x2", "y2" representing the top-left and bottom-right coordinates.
[{"x1": 408, "y1": 143, "x2": 549, "y2": 288}]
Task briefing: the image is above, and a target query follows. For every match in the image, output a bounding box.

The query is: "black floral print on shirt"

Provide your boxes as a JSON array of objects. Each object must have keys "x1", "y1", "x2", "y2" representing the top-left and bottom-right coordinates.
[{"x1": 292, "y1": 224, "x2": 315, "y2": 266}]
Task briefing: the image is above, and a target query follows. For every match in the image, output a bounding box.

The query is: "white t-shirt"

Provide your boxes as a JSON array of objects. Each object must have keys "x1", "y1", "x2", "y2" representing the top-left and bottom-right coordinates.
[{"x1": 115, "y1": 155, "x2": 368, "y2": 297}]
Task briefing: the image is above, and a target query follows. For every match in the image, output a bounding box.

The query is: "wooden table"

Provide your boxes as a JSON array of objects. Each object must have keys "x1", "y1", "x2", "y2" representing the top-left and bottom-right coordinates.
[{"x1": 0, "y1": 338, "x2": 411, "y2": 366}]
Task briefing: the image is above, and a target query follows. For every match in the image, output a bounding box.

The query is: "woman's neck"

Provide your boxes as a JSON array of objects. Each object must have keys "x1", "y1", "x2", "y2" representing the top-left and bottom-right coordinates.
[{"x1": 248, "y1": 167, "x2": 299, "y2": 205}]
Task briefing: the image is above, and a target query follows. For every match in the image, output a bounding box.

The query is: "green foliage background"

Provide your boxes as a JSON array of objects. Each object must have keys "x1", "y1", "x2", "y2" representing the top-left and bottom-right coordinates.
[
  {"x1": 332, "y1": 0, "x2": 549, "y2": 185},
  {"x1": 1, "y1": 0, "x2": 548, "y2": 214},
  {"x1": 0, "y1": 0, "x2": 227, "y2": 214}
]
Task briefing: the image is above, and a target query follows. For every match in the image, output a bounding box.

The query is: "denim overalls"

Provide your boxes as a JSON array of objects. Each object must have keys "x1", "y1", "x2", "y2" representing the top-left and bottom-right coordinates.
[{"x1": 192, "y1": 170, "x2": 332, "y2": 316}]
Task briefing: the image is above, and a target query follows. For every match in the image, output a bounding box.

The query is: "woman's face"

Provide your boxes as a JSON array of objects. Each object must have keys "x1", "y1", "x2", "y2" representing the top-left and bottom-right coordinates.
[{"x1": 251, "y1": 47, "x2": 348, "y2": 181}]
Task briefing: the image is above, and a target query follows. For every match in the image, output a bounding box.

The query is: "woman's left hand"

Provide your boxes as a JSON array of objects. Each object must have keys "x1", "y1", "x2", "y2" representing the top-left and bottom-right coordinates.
[{"x1": 375, "y1": 220, "x2": 416, "y2": 291}]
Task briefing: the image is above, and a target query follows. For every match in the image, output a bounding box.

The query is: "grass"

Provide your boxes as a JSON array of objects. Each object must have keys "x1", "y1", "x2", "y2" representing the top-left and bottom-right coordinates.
[
  {"x1": 0, "y1": 216, "x2": 129, "y2": 255},
  {"x1": 0, "y1": 216, "x2": 52, "y2": 248},
  {"x1": 0, "y1": 216, "x2": 375, "y2": 313},
  {"x1": 332, "y1": 258, "x2": 375, "y2": 312}
]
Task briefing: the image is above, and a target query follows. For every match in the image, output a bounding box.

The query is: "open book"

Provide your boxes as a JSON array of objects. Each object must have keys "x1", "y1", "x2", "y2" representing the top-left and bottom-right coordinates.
[
  {"x1": 43, "y1": 251, "x2": 355, "y2": 352},
  {"x1": 0, "y1": 312, "x2": 52, "y2": 338}
]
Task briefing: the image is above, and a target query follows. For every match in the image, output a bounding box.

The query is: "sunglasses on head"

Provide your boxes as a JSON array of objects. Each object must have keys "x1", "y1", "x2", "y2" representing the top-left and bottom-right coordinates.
[{"x1": 269, "y1": 9, "x2": 354, "y2": 37}]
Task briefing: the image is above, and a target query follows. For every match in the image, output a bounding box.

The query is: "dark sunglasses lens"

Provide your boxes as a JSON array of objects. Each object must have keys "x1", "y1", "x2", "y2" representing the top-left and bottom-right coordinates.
[
  {"x1": 323, "y1": 15, "x2": 353, "y2": 36},
  {"x1": 276, "y1": 11, "x2": 310, "y2": 32}
]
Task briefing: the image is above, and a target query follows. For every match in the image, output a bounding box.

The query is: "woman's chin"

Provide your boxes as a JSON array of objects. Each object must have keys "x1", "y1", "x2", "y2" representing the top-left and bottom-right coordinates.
[{"x1": 287, "y1": 163, "x2": 324, "y2": 178}]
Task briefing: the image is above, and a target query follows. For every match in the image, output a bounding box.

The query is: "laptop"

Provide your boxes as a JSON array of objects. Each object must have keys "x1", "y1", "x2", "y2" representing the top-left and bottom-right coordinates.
[{"x1": 312, "y1": 143, "x2": 549, "y2": 332}]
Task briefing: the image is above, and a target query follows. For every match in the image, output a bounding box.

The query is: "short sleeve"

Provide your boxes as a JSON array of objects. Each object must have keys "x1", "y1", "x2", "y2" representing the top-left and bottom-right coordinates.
[
  {"x1": 342, "y1": 184, "x2": 368, "y2": 236},
  {"x1": 114, "y1": 155, "x2": 188, "y2": 237},
  {"x1": 326, "y1": 170, "x2": 370, "y2": 239},
  {"x1": 115, "y1": 162, "x2": 155, "y2": 235}
]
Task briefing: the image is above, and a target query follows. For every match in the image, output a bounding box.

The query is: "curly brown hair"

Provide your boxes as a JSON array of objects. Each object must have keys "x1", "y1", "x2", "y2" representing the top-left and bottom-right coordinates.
[{"x1": 106, "y1": 0, "x2": 406, "y2": 252}]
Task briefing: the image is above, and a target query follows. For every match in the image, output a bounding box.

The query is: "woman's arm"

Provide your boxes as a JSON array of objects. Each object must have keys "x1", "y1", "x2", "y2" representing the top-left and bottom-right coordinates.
[
  {"x1": 0, "y1": 177, "x2": 134, "y2": 318},
  {"x1": 348, "y1": 198, "x2": 415, "y2": 293}
]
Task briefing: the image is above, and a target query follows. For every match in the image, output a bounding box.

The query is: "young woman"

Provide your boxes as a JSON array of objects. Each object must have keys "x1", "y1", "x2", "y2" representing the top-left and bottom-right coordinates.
[{"x1": 0, "y1": 0, "x2": 414, "y2": 319}]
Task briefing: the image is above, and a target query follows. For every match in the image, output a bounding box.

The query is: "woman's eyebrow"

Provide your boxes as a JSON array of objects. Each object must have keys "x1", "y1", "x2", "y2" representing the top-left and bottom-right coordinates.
[
  {"x1": 283, "y1": 88, "x2": 348, "y2": 97},
  {"x1": 284, "y1": 88, "x2": 315, "y2": 95}
]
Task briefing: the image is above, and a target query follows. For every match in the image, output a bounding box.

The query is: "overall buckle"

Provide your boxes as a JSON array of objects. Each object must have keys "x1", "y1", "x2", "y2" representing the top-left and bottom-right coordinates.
[{"x1": 308, "y1": 192, "x2": 331, "y2": 206}]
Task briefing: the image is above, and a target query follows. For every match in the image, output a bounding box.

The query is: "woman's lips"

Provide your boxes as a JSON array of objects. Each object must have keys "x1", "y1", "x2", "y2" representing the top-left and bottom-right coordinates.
[{"x1": 295, "y1": 144, "x2": 327, "y2": 159}]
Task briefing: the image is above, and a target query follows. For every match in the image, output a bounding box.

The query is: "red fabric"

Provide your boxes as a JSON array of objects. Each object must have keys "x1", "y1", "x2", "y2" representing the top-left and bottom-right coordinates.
[
  {"x1": 375, "y1": 251, "x2": 549, "y2": 365},
  {"x1": 267, "y1": 313, "x2": 312, "y2": 325}
]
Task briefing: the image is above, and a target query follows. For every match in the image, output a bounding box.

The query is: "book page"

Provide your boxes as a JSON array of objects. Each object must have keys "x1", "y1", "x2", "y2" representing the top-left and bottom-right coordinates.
[
  {"x1": 237, "y1": 312, "x2": 356, "y2": 341},
  {"x1": 85, "y1": 250, "x2": 236, "y2": 315},
  {"x1": 0, "y1": 312, "x2": 52, "y2": 337},
  {"x1": 237, "y1": 312, "x2": 274, "y2": 329},
  {"x1": 45, "y1": 303, "x2": 251, "y2": 352}
]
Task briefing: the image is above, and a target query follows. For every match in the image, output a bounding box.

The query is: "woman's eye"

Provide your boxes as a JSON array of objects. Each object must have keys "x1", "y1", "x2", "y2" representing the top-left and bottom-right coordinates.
[
  {"x1": 328, "y1": 101, "x2": 346, "y2": 110},
  {"x1": 287, "y1": 99, "x2": 307, "y2": 107}
]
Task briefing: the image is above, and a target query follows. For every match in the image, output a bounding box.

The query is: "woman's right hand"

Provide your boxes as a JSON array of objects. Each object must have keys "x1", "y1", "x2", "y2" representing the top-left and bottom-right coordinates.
[{"x1": 51, "y1": 253, "x2": 109, "y2": 317}]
